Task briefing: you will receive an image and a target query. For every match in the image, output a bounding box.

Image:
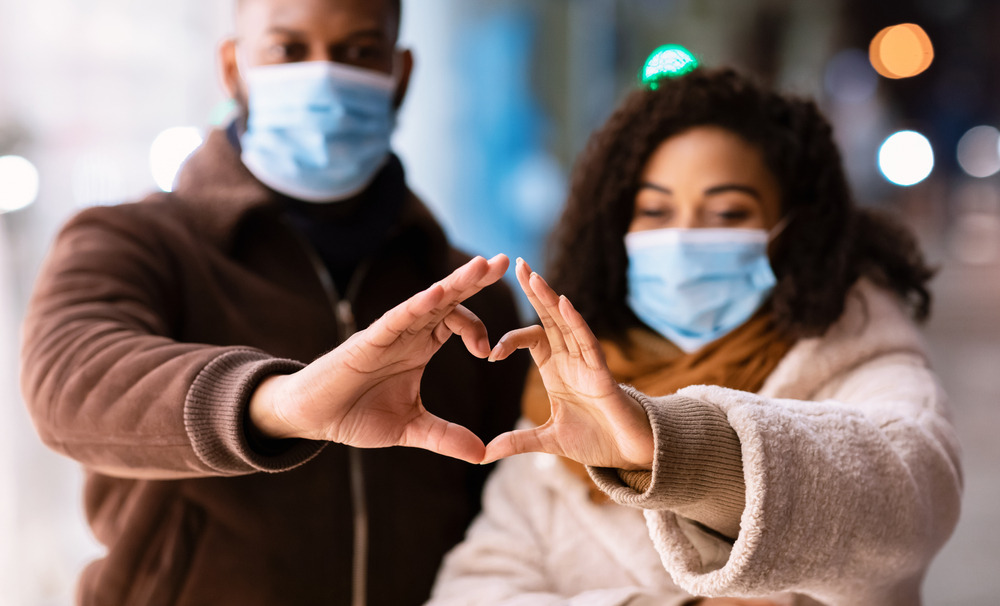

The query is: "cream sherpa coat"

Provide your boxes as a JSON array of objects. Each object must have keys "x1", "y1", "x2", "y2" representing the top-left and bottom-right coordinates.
[{"x1": 428, "y1": 281, "x2": 962, "y2": 606}]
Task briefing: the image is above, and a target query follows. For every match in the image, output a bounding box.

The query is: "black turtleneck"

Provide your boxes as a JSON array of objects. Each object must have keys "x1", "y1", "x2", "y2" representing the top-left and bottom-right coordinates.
[{"x1": 227, "y1": 120, "x2": 407, "y2": 295}]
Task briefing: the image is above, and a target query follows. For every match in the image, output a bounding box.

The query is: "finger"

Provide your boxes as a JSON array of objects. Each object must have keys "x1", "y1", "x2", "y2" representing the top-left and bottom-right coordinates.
[
  {"x1": 436, "y1": 254, "x2": 509, "y2": 311},
  {"x1": 367, "y1": 284, "x2": 446, "y2": 348},
  {"x1": 514, "y1": 258, "x2": 548, "y2": 320},
  {"x1": 559, "y1": 295, "x2": 606, "y2": 369},
  {"x1": 481, "y1": 427, "x2": 553, "y2": 464},
  {"x1": 488, "y1": 325, "x2": 550, "y2": 363},
  {"x1": 401, "y1": 409, "x2": 487, "y2": 464},
  {"x1": 442, "y1": 304, "x2": 490, "y2": 358},
  {"x1": 416, "y1": 254, "x2": 510, "y2": 337},
  {"x1": 369, "y1": 255, "x2": 505, "y2": 349},
  {"x1": 515, "y1": 260, "x2": 568, "y2": 354},
  {"x1": 528, "y1": 272, "x2": 581, "y2": 356}
]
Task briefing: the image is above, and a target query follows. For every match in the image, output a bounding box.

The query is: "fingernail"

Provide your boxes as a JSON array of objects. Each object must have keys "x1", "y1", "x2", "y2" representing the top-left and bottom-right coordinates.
[{"x1": 516, "y1": 257, "x2": 524, "y2": 266}]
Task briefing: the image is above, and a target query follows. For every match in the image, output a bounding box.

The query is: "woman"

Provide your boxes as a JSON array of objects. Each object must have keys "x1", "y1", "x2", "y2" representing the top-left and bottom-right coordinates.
[{"x1": 427, "y1": 69, "x2": 960, "y2": 606}]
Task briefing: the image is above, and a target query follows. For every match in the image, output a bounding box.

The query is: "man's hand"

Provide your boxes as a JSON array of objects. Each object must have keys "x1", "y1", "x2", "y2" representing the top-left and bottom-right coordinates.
[
  {"x1": 248, "y1": 254, "x2": 510, "y2": 463},
  {"x1": 482, "y1": 258, "x2": 655, "y2": 469}
]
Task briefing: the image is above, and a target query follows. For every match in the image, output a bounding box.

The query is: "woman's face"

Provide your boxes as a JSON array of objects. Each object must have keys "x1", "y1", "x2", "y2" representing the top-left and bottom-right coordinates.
[{"x1": 628, "y1": 126, "x2": 782, "y2": 233}]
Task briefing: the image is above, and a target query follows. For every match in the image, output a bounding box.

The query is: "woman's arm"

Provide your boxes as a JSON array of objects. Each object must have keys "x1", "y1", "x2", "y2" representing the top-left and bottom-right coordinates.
[{"x1": 614, "y1": 356, "x2": 960, "y2": 605}]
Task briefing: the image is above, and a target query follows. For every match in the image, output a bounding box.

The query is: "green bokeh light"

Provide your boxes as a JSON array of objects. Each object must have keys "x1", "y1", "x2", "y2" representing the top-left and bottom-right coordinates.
[
  {"x1": 640, "y1": 44, "x2": 698, "y2": 88},
  {"x1": 209, "y1": 99, "x2": 239, "y2": 127}
]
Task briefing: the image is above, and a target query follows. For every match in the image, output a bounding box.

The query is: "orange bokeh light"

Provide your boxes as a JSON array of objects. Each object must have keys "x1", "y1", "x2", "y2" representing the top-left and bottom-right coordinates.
[{"x1": 869, "y1": 23, "x2": 934, "y2": 79}]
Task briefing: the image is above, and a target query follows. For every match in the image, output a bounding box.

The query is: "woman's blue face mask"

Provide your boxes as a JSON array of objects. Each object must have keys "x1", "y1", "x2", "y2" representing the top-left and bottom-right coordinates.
[
  {"x1": 239, "y1": 60, "x2": 398, "y2": 203},
  {"x1": 625, "y1": 227, "x2": 777, "y2": 353}
]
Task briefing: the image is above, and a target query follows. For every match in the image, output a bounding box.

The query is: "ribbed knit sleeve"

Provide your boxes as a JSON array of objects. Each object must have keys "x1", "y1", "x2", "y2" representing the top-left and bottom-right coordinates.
[
  {"x1": 185, "y1": 349, "x2": 326, "y2": 474},
  {"x1": 588, "y1": 386, "x2": 745, "y2": 539}
]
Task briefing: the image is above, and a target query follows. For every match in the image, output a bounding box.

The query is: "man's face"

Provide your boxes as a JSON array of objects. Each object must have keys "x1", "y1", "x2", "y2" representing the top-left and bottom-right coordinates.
[{"x1": 219, "y1": 0, "x2": 412, "y2": 111}]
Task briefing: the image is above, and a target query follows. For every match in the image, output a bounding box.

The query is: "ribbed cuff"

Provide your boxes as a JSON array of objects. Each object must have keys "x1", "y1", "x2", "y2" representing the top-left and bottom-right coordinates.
[
  {"x1": 184, "y1": 349, "x2": 326, "y2": 474},
  {"x1": 588, "y1": 386, "x2": 746, "y2": 539}
]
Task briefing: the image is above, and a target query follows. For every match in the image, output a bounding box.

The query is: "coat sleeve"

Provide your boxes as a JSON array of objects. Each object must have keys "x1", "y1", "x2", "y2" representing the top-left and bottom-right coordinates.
[
  {"x1": 20, "y1": 207, "x2": 324, "y2": 480},
  {"x1": 427, "y1": 454, "x2": 695, "y2": 606},
  {"x1": 590, "y1": 353, "x2": 961, "y2": 606}
]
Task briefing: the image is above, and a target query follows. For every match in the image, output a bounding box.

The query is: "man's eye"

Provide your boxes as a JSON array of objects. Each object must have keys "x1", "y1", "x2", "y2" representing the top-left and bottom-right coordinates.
[
  {"x1": 336, "y1": 45, "x2": 385, "y2": 64},
  {"x1": 267, "y1": 43, "x2": 308, "y2": 62}
]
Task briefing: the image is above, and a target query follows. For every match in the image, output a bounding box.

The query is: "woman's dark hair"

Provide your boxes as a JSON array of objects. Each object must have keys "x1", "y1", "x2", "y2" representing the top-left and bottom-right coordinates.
[{"x1": 548, "y1": 67, "x2": 934, "y2": 342}]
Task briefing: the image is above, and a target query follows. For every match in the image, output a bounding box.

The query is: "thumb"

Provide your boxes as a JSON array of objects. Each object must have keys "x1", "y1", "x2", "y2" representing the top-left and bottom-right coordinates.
[
  {"x1": 481, "y1": 428, "x2": 548, "y2": 465},
  {"x1": 400, "y1": 410, "x2": 486, "y2": 464}
]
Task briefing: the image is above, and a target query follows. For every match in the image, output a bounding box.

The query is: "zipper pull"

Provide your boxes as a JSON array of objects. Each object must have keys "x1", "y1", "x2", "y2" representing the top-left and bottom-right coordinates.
[{"x1": 337, "y1": 300, "x2": 357, "y2": 337}]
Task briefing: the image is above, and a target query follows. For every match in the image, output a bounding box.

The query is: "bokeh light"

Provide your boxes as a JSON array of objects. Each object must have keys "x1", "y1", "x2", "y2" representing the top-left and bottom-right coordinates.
[
  {"x1": 870, "y1": 24, "x2": 934, "y2": 79},
  {"x1": 0, "y1": 155, "x2": 40, "y2": 213},
  {"x1": 208, "y1": 99, "x2": 239, "y2": 127},
  {"x1": 824, "y1": 48, "x2": 878, "y2": 104},
  {"x1": 641, "y1": 44, "x2": 698, "y2": 88},
  {"x1": 956, "y1": 125, "x2": 1000, "y2": 178},
  {"x1": 878, "y1": 130, "x2": 934, "y2": 186},
  {"x1": 150, "y1": 127, "x2": 204, "y2": 192}
]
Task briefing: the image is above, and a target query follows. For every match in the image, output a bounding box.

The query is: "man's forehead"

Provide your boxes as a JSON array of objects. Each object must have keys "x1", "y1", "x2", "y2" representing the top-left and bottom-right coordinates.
[{"x1": 237, "y1": 0, "x2": 399, "y2": 36}]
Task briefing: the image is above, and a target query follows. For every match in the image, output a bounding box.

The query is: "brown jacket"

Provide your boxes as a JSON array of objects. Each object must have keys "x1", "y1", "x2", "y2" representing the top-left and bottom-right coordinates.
[{"x1": 21, "y1": 129, "x2": 528, "y2": 606}]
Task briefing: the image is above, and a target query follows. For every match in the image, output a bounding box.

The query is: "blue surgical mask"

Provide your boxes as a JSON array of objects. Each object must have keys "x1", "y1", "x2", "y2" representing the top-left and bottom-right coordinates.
[
  {"x1": 239, "y1": 60, "x2": 397, "y2": 203},
  {"x1": 625, "y1": 228, "x2": 777, "y2": 353}
]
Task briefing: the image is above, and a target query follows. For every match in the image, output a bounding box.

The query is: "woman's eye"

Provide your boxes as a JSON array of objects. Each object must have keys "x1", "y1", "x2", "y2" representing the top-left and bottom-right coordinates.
[
  {"x1": 639, "y1": 208, "x2": 668, "y2": 218},
  {"x1": 718, "y1": 210, "x2": 750, "y2": 221}
]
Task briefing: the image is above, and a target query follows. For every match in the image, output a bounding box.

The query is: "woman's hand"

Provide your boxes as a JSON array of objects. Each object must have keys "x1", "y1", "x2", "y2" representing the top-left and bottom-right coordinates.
[
  {"x1": 249, "y1": 254, "x2": 510, "y2": 464},
  {"x1": 483, "y1": 258, "x2": 655, "y2": 469},
  {"x1": 693, "y1": 599, "x2": 786, "y2": 606}
]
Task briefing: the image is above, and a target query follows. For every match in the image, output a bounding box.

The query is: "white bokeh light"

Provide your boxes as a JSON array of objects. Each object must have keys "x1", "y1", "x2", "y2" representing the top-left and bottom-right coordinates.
[
  {"x1": 878, "y1": 130, "x2": 934, "y2": 186},
  {"x1": 0, "y1": 155, "x2": 40, "y2": 213},
  {"x1": 956, "y1": 125, "x2": 1000, "y2": 178},
  {"x1": 150, "y1": 127, "x2": 204, "y2": 192}
]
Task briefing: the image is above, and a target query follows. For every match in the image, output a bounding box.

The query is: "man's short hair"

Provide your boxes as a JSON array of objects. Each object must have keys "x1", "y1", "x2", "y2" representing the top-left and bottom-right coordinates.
[{"x1": 237, "y1": 0, "x2": 401, "y2": 20}]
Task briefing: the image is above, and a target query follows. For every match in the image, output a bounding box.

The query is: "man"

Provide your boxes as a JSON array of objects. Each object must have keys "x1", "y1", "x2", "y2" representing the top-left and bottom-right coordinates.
[{"x1": 20, "y1": 0, "x2": 528, "y2": 604}]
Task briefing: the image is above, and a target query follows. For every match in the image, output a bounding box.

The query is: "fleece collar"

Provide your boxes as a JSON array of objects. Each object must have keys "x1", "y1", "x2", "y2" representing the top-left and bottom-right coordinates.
[{"x1": 759, "y1": 279, "x2": 929, "y2": 401}]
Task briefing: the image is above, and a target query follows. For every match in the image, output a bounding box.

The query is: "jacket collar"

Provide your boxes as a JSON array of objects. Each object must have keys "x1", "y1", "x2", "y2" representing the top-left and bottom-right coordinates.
[
  {"x1": 171, "y1": 128, "x2": 277, "y2": 250},
  {"x1": 169, "y1": 128, "x2": 450, "y2": 272}
]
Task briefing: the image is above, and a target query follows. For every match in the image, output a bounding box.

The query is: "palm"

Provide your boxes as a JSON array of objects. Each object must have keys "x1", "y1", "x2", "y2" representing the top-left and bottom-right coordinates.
[
  {"x1": 255, "y1": 255, "x2": 510, "y2": 463},
  {"x1": 484, "y1": 259, "x2": 654, "y2": 469}
]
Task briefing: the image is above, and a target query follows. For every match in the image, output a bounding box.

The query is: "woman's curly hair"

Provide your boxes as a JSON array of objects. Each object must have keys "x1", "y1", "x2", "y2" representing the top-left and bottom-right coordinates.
[{"x1": 548, "y1": 67, "x2": 934, "y2": 343}]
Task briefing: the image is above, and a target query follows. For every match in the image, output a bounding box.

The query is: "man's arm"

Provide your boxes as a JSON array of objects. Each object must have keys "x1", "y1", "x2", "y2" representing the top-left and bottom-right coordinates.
[
  {"x1": 21, "y1": 207, "x2": 319, "y2": 479},
  {"x1": 22, "y1": 207, "x2": 509, "y2": 479}
]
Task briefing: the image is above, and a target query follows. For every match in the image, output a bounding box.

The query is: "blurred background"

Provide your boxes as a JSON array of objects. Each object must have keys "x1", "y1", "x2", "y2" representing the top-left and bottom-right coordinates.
[{"x1": 0, "y1": 0, "x2": 997, "y2": 604}]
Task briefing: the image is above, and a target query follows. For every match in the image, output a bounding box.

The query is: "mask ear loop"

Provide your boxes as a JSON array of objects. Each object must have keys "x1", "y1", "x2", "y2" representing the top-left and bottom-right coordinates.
[
  {"x1": 765, "y1": 213, "x2": 794, "y2": 263},
  {"x1": 235, "y1": 43, "x2": 252, "y2": 82},
  {"x1": 767, "y1": 213, "x2": 794, "y2": 243}
]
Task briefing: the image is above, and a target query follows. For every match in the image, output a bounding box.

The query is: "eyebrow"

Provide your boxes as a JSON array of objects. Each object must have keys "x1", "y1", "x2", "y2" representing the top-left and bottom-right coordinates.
[
  {"x1": 639, "y1": 181, "x2": 761, "y2": 200},
  {"x1": 265, "y1": 26, "x2": 387, "y2": 40},
  {"x1": 704, "y1": 184, "x2": 762, "y2": 200}
]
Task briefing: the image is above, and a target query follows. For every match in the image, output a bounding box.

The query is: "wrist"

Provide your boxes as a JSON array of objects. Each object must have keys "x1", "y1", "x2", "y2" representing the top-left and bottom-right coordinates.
[
  {"x1": 618, "y1": 389, "x2": 655, "y2": 471},
  {"x1": 248, "y1": 374, "x2": 297, "y2": 440}
]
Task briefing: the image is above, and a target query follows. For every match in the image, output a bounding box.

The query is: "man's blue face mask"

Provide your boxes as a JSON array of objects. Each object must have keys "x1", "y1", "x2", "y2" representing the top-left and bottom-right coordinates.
[
  {"x1": 625, "y1": 228, "x2": 778, "y2": 353},
  {"x1": 239, "y1": 59, "x2": 398, "y2": 203}
]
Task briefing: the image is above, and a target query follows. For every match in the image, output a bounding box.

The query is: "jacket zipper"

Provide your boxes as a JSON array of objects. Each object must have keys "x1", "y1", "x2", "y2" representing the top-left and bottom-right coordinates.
[{"x1": 282, "y1": 218, "x2": 371, "y2": 606}]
